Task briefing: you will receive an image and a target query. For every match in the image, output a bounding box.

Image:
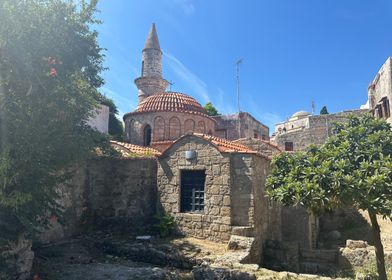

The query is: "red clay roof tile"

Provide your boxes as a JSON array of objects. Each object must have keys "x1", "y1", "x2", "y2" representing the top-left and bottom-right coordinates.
[
  {"x1": 110, "y1": 141, "x2": 161, "y2": 157},
  {"x1": 135, "y1": 92, "x2": 208, "y2": 115}
]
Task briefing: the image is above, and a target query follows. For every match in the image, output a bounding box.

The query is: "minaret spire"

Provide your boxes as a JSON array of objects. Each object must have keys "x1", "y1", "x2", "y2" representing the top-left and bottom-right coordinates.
[
  {"x1": 144, "y1": 23, "x2": 161, "y2": 50},
  {"x1": 135, "y1": 23, "x2": 168, "y2": 104}
]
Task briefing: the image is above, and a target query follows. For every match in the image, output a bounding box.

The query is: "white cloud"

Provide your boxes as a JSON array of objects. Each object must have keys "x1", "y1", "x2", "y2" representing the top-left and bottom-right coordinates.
[
  {"x1": 175, "y1": 0, "x2": 195, "y2": 16},
  {"x1": 260, "y1": 112, "x2": 284, "y2": 127},
  {"x1": 245, "y1": 100, "x2": 283, "y2": 131},
  {"x1": 215, "y1": 87, "x2": 236, "y2": 114},
  {"x1": 163, "y1": 51, "x2": 210, "y2": 103}
]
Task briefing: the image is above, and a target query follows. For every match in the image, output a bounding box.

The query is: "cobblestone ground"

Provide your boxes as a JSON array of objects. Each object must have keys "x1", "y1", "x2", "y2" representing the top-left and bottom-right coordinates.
[
  {"x1": 32, "y1": 235, "x2": 223, "y2": 280},
  {"x1": 32, "y1": 235, "x2": 355, "y2": 280}
]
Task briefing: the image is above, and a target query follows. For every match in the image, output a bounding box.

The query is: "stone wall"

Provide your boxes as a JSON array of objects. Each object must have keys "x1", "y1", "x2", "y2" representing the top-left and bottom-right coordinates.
[
  {"x1": 0, "y1": 234, "x2": 34, "y2": 280},
  {"x1": 213, "y1": 112, "x2": 269, "y2": 141},
  {"x1": 281, "y1": 206, "x2": 316, "y2": 249},
  {"x1": 40, "y1": 158, "x2": 158, "y2": 242},
  {"x1": 124, "y1": 111, "x2": 215, "y2": 147},
  {"x1": 273, "y1": 110, "x2": 367, "y2": 151},
  {"x1": 234, "y1": 138, "x2": 281, "y2": 157},
  {"x1": 275, "y1": 115, "x2": 310, "y2": 133},
  {"x1": 85, "y1": 158, "x2": 157, "y2": 233},
  {"x1": 157, "y1": 135, "x2": 233, "y2": 241}
]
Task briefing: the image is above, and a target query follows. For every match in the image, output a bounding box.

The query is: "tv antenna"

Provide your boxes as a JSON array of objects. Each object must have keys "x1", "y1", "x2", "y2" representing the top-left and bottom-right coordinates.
[
  {"x1": 168, "y1": 80, "x2": 175, "y2": 91},
  {"x1": 236, "y1": 59, "x2": 243, "y2": 113}
]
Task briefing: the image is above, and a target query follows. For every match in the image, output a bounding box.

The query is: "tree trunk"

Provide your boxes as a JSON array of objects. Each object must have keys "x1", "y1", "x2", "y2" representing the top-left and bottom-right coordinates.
[{"x1": 368, "y1": 210, "x2": 387, "y2": 280}]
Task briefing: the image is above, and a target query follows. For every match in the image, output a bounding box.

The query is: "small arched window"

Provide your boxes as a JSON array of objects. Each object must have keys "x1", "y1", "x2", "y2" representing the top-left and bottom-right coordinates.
[{"x1": 143, "y1": 124, "x2": 152, "y2": 146}]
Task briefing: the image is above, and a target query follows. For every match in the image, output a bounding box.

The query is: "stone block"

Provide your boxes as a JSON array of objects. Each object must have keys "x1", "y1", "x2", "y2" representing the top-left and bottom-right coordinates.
[
  {"x1": 212, "y1": 164, "x2": 221, "y2": 176},
  {"x1": 223, "y1": 195, "x2": 231, "y2": 206},
  {"x1": 209, "y1": 185, "x2": 220, "y2": 195},
  {"x1": 220, "y1": 206, "x2": 230, "y2": 216},
  {"x1": 211, "y1": 195, "x2": 222, "y2": 205}
]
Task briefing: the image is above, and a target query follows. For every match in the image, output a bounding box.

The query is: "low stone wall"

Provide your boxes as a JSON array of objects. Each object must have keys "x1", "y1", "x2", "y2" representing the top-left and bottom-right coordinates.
[
  {"x1": 339, "y1": 239, "x2": 392, "y2": 269},
  {"x1": 281, "y1": 206, "x2": 317, "y2": 249},
  {"x1": 0, "y1": 234, "x2": 34, "y2": 280},
  {"x1": 40, "y1": 157, "x2": 158, "y2": 242},
  {"x1": 86, "y1": 158, "x2": 157, "y2": 234}
]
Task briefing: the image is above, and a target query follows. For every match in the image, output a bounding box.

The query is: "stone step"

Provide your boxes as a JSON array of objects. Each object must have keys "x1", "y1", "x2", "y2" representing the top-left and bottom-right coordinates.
[
  {"x1": 299, "y1": 261, "x2": 339, "y2": 274},
  {"x1": 227, "y1": 235, "x2": 255, "y2": 251},
  {"x1": 300, "y1": 249, "x2": 338, "y2": 264},
  {"x1": 231, "y1": 226, "x2": 255, "y2": 237}
]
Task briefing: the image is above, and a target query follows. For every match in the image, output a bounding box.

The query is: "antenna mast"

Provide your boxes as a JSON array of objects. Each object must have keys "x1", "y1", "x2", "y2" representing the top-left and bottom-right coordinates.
[
  {"x1": 168, "y1": 80, "x2": 175, "y2": 91},
  {"x1": 311, "y1": 101, "x2": 315, "y2": 115},
  {"x1": 236, "y1": 59, "x2": 243, "y2": 113}
]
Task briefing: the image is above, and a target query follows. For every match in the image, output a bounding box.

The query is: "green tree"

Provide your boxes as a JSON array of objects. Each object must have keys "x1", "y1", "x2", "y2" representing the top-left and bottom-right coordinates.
[
  {"x1": 0, "y1": 0, "x2": 110, "y2": 241},
  {"x1": 320, "y1": 106, "x2": 329, "y2": 115},
  {"x1": 98, "y1": 94, "x2": 124, "y2": 141},
  {"x1": 266, "y1": 115, "x2": 392, "y2": 280},
  {"x1": 203, "y1": 102, "x2": 219, "y2": 116}
]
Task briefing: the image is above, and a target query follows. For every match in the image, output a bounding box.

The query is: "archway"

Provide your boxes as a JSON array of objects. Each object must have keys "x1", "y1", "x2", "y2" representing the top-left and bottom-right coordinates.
[{"x1": 143, "y1": 124, "x2": 152, "y2": 146}]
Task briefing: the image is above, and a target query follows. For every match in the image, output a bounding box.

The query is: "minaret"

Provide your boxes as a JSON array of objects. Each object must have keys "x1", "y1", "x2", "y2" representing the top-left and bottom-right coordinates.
[{"x1": 135, "y1": 23, "x2": 168, "y2": 104}]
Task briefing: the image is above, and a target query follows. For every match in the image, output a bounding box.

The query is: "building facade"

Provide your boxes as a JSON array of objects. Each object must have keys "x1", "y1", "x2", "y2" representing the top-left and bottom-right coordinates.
[
  {"x1": 368, "y1": 57, "x2": 392, "y2": 124},
  {"x1": 272, "y1": 109, "x2": 367, "y2": 151},
  {"x1": 157, "y1": 134, "x2": 281, "y2": 259},
  {"x1": 213, "y1": 112, "x2": 269, "y2": 141},
  {"x1": 87, "y1": 104, "x2": 110, "y2": 134}
]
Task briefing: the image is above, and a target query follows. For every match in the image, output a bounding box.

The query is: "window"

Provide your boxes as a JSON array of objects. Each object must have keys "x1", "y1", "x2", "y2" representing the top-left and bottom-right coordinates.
[
  {"x1": 141, "y1": 61, "x2": 144, "y2": 76},
  {"x1": 285, "y1": 141, "x2": 294, "y2": 151},
  {"x1": 376, "y1": 105, "x2": 383, "y2": 118},
  {"x1": 253, "y1": 130, "x2": 259, "y2": 138},
  {"x1": 382, "y1": 97, "x2": 390, "y2": 118},
  {"x1": 143, "y1": 124, "x2": 152, "y2": 146},
  {"x1": 180, "y1": 170, "x2": 205, "y2": 213}
]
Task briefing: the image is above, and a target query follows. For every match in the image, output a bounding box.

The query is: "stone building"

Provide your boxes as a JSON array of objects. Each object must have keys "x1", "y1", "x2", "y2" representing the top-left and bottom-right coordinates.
[
  {"x1": 123, "y1": 24, "x2": 268, "y2": 151},
  {"x1": 213, "y1": 112, "x2": 269, "y2": 141},
  {"x1": 157, "y1": 133, "x2": 281, "y2": 261},
  {"x1": 368, "y1": 57, "x2": 392, "y2": 124},
  {"x1": 87, "y1": 104, "x2": 109, "y2": 133},
  {"x1": 272, "y1": 109, "x2": 367, "y2": 151},
  {"x1": 123, "y1": 92, "x2": 216, "y2": 149},
  {"x1": 233, "y1": 138, "x2": 281, "y2": 158}
]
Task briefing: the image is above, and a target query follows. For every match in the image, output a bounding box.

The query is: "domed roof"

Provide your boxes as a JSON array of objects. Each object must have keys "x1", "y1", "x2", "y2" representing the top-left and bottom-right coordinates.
[
  {"x1": 135, "y1": 92, "x2": 207, "y2": 115},
  {"x1": 291, "y1": 110, "x2": 311, "y2": 118}
]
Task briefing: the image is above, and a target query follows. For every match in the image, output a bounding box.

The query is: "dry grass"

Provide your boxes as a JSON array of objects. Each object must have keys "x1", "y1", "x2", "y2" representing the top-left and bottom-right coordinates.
[
  {"x1": 357, "y1": 210, "x2": 392, "y2": 250},
  {"x1": 169, "y1": 237, "x2": 227, "y2": 255}
]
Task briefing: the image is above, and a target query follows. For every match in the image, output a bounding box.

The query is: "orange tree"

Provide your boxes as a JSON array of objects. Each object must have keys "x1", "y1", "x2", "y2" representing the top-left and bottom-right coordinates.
[
  {"x1": 266, "y1": 115, "x2": 392, "y2": 280},
  {"x1": 0, "y1": 0, "x2": 111, "y2": 245}
]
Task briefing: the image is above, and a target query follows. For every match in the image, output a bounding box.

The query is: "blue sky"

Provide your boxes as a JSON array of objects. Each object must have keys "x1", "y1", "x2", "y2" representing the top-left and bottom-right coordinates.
[{"x1": 96, "y1": 0, "x2": 392, "y2": 130}]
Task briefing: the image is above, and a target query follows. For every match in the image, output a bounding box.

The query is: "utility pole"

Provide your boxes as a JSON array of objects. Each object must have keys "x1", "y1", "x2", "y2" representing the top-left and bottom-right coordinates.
[{"x1": 236, "y1": 59, "x2": 243, "y2": 113}]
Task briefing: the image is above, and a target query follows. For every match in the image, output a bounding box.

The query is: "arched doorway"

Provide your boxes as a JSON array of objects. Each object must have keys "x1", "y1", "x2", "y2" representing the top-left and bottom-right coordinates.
[{"x1": 143, "y1": 125, "x2": 152, "y2": 146}]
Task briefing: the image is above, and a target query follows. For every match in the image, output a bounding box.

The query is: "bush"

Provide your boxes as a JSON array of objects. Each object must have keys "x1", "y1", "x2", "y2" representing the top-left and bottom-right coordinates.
[{"x1": 155, "y1": 213, "x2": 176, "y2": 238}]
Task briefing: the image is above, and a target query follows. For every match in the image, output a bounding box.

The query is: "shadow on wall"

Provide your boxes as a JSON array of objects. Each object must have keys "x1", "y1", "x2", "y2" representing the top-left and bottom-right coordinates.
[
  {"x1": 230, "y1": 156, "x2": 253, "y2": 227},
  {"x1": 319, "y1": 208, "x2": 373, "y2": 249},
  {"x1": 82, "y1": 158, "x2": 159, "y2": 236}
]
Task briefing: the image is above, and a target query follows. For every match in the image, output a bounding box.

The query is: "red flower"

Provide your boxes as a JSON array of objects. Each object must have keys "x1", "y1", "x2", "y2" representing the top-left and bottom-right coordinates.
[
  {"x1": 49, "y1": 214, "x2": 58, "y2": 222},
  {"x1": 49, "y1": 67, "x2": 57, "y2": 77}
]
